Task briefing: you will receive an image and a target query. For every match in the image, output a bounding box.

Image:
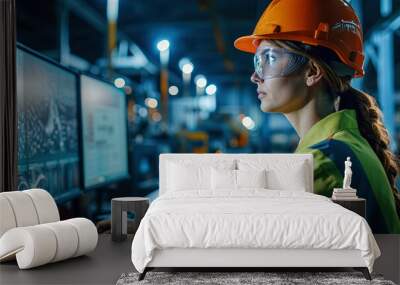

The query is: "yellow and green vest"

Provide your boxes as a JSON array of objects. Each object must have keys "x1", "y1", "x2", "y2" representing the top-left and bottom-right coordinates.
[{"x1": 294, "y1": 109, "x2": 400, "y2": 234}]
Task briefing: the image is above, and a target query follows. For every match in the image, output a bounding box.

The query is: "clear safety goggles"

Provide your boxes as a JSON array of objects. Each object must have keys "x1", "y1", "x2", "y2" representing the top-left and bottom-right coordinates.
[{"x1": 253, "y1": 47, "x2": 309, "y2": 79}]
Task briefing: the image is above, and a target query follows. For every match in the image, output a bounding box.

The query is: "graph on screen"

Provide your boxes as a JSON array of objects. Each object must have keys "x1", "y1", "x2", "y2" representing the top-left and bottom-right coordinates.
[{"x1": 16, "y1": 46, "x2": 81, "y2": 200}]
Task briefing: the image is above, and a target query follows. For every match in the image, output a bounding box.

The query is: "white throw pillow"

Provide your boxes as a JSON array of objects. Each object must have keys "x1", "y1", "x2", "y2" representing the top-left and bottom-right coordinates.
[
  {"x1": 236, "y1": 169, "x2": 267, "y2": 189},
  {"x1": 211, "y1": 168, "x2": 236, "y2": 190},
  {"x1": 167, "y1": 162, "x2": 211, "y2": 191},
  {"x1": 266, "y1": 162, "x2": 307, "y2": 191},
  {"x1": 211, "y1": 168, "x2": 268, "y2": 191},
  {"x1": 166, "y1": 159, "x2": 236, "y2": 192},
  {"x1": 237, "y1": 159, "x2": 308, "y2": 191}
]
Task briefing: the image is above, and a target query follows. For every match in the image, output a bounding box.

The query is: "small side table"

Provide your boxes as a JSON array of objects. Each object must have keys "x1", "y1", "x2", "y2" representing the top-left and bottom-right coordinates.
[
  {"x1": 111, "y1": 197, "x2": 149, "y2": 242},
  {"x1": 331, "y1": 197, "x2": 366, "y2": 218}
]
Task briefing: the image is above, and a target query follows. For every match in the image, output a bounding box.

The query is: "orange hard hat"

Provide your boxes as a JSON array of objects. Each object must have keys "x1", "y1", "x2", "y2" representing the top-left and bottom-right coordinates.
[{"x1": 234, "y1": 0, "x2": 364, "y2": 78}]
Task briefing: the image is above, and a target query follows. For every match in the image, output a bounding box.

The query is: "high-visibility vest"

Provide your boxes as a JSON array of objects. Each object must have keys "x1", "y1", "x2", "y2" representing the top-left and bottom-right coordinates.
[{"x1": 295, "y1": 109, "x2": 400, "y2": 234}]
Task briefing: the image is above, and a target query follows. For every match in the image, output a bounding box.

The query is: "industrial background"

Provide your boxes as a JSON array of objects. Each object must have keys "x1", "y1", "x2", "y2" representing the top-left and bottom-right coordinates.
[{"x1": 13, "y1": 0, "x2": 400, "y2": 221}]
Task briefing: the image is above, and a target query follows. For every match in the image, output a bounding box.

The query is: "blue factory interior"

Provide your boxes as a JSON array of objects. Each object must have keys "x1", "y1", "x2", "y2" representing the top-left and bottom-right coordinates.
[
  {"x1": 1, "y1": 1, "x2": 400, "y2": 284},
  {"x1": 10, "y1": 0, "x2": 400, "y2": 223}
]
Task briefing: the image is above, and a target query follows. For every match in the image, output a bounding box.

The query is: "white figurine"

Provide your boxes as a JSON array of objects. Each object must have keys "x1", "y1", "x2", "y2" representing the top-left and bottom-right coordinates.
[{"x1": 342, "y1": 156, "x2": 353, "y2": 190}]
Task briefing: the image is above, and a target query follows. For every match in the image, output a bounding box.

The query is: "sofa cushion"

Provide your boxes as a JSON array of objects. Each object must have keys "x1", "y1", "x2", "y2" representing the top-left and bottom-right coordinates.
[
  {"x1": 0, "y1": 218, "x2": 98, "y2": 269},
  {"x1": 23, "y1": 189, "x2": 60, "y2": 224},
  {"x1": 0, "y1": 189, "x2": 60, "y2": 238},
  {"x1": 0, "y1": 196, "x2": 17, "y2": 237}
]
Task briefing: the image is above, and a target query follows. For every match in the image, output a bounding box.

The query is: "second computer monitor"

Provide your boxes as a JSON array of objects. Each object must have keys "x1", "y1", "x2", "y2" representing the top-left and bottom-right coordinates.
[{"x1": 80, "y1": 74, "x2": 129, "y2": 189}]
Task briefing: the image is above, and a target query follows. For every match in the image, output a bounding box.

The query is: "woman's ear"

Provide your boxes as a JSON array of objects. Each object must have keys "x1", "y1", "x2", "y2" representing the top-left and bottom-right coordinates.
[{"x1": 304, "y1": 60, "x2": 324, "y2": 87}]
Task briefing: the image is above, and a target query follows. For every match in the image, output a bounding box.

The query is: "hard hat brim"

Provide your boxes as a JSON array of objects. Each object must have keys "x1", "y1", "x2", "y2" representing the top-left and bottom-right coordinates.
[{"x1": 234, "y1": 35, "x2": 264, "y2": 54}]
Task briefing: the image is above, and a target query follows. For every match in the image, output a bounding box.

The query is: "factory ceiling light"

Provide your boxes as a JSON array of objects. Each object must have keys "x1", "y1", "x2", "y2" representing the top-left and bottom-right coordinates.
[{"x1": 157, "y1": 40, "x2": 170, "y2": 52}]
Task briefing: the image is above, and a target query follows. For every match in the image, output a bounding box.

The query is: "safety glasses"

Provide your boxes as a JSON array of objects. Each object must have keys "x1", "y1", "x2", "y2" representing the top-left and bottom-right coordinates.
[{"x1": 253, "y1": 47, "x2": 308, "y2": 79}]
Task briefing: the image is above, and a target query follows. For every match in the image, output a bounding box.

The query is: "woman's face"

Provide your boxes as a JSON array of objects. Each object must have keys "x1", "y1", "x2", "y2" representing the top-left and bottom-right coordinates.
[{"x1": 251, "y1": 40, "x2": 311, "y2": 114}]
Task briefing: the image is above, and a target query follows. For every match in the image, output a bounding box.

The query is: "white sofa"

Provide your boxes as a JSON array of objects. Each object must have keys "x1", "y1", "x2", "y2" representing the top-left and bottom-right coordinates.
[
  {"x1": 132, "y1": 153, "x2": 378, "y2": 281},
  {"x1": 0, "y1": 189, "x2": 98, "y2": 269}
]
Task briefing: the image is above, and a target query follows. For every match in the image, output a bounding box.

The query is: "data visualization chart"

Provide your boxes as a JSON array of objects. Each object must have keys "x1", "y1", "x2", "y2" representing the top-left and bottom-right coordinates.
[{"x1": 16, "y1": 47, "x2": 80, "y2": 200}]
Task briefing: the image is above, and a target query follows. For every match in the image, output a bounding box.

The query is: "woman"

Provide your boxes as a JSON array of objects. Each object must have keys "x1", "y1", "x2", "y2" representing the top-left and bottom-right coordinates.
[{"x1": 234, "y1": 0, "x2": 400, "y2": 233}]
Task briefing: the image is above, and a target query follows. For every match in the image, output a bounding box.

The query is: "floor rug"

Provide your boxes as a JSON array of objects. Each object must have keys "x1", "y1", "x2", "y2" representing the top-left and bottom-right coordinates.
[{"x1": 116, "y1": 271, "x2": 396, "y2": 285}]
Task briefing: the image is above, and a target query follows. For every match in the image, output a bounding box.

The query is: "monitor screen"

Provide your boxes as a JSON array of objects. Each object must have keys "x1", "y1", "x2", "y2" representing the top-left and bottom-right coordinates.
[
  {"x1": 80, "y1": 74, "x2": 129, "y2": 188},
  {"x1": 16, "y1": 46, "x2": 81, "y2": 201}
]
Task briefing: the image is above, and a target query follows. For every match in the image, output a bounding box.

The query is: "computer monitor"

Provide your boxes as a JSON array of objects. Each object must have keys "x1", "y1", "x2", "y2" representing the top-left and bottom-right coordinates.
[
  {"x1": 16, "y1": 44, "x2": 81, "y2": 202},
  {"x1": 80, "y1": 74, "x2": 129, "y2": 189}
]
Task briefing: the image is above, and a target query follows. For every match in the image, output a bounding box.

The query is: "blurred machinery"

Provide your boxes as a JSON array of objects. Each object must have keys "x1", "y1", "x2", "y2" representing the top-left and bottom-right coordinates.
[
  {"x1": 175, "y1": 131, "x2": 209, "y2": 153},
  {"x1": 129, "y1": 140, "x2": 169, "y2": 196}
]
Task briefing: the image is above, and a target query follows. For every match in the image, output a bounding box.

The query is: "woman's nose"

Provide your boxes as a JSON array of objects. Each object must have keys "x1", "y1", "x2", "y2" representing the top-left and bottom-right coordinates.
[{"x1": 250, "y1": 72, "x2": 262, "y2": 84}]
